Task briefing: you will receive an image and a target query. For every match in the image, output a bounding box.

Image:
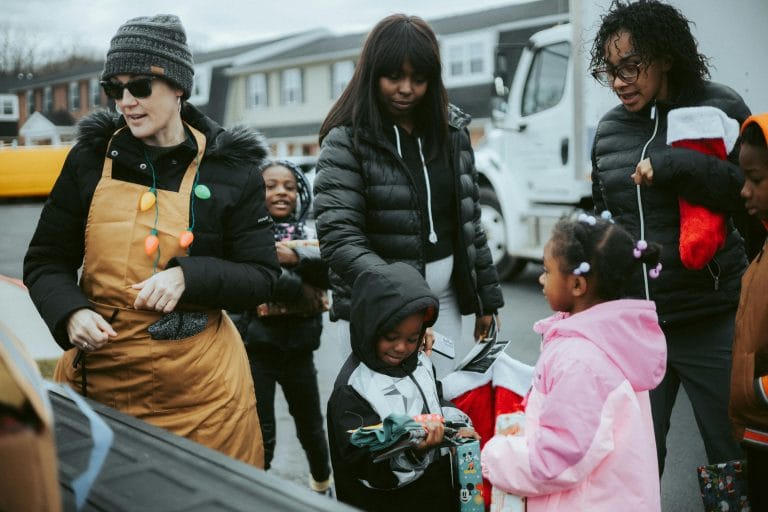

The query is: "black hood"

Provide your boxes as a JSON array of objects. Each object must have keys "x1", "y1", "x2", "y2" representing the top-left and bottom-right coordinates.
[{"x1": 349, "y1": 262, "x2": 439, "y2": 377}]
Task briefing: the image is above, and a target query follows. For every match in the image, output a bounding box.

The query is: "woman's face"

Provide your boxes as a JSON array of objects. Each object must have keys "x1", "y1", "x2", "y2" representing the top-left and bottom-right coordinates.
[
  {"x1": 110, "y1": 74, "x2": 184, "y2": 146},
  {"x1": 377, "y1": 60, "x2": 428, "y2": 129},
  {"x1": 602, "y1": 30, "x2": 670, "y2": 113}
]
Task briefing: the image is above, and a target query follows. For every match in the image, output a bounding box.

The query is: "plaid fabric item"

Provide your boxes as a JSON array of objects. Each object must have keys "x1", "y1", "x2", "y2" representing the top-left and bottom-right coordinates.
[{"x1": 697, "y1": 460, "x2": 750, "y2": 511}]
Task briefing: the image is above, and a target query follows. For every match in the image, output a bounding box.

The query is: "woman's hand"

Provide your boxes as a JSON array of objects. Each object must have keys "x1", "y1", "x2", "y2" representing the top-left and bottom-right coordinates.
[
  {"x1": 66, "y1": 308, "x2": 117, "y2": 351},
  {"x1": 631, "y1": 158, "x2": 654, "y2": 186},
  {"x1": 275, "y1": 242, "x2": 299, "y2": 266},
  {"x1": 132, "y1": 267, "x2": 185, "y2": 313},
  {"x1": 474, "y1": 314, "x2": 498, "y2": 341},
  {"x1": 421, "y1": 327, "x2": 435, "y2": 356}
]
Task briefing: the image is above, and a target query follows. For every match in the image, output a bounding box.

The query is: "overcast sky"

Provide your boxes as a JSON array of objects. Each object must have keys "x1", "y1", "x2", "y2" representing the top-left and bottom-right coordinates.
[{"x1": 7, "y1": 0, "x2": 525, "y2": 61}]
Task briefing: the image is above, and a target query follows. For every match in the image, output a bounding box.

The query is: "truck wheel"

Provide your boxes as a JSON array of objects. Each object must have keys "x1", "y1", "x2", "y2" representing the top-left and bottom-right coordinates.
[{"x1": 479, "y1": 187, "x2": 528, "y2": 280}]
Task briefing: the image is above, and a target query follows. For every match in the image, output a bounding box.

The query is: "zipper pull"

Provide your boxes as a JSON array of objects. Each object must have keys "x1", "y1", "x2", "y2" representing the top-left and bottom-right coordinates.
[{"x1": 714, "y1": 275, "x2": 720, "y2": 291}]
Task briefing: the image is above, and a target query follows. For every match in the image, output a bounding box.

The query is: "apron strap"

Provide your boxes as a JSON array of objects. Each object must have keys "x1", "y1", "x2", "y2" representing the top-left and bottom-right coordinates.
[
  {"x1": 101, "y1": 126, "x2": 130, "y2": 179},
  {"x1": 180, "y1": 123, "x2": 207, "y2": 197}
]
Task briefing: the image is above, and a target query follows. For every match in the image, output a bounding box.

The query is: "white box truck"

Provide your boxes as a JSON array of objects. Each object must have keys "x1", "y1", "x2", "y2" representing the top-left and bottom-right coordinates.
[{"x1": 476, "y1": 0, "x2": 768, "y2": 279}]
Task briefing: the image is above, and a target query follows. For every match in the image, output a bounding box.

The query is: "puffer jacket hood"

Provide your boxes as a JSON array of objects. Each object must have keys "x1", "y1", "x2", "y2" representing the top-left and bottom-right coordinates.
[
  {"x1": 533, "y1": 300, "x2": 666, "y2": 392},
  {"x1": 349, "y1": 262, "x2": 439, "y2": 377},
  {"x1": 76, "y1": 102, "x2": 267, "y2": 165}
]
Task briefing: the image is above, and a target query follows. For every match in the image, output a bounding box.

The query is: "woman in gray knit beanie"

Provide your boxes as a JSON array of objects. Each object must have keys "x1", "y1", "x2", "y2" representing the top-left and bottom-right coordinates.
[{"x1": 24, "y1": 13, "x2": 279, "y2": 469}]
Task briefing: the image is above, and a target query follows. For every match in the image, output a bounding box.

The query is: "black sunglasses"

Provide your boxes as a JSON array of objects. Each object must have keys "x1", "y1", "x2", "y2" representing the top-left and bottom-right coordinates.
[
  {"x1": 591, "y1": 62, "x2": 643, "y2": 87},
  {"x1": 100, "y1": 76, "x2": 156, "y2": 100}
]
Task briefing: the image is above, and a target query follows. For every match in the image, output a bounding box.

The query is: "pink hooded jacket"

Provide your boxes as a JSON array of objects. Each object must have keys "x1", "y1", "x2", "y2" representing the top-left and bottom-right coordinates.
[{"x1": 482, "y1": 299, "x2": 666, "y2": 511}]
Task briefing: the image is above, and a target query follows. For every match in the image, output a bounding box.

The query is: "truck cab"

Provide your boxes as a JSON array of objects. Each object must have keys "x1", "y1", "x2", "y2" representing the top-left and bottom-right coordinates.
[{"x1": 476, "y1": 22, "x2": 615, "y2": 279}]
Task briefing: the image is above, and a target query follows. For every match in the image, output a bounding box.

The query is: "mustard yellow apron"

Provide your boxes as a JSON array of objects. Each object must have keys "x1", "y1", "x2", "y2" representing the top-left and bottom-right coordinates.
[{"x1": 54, "y1": 125, "x2": 263, "y2": 467}]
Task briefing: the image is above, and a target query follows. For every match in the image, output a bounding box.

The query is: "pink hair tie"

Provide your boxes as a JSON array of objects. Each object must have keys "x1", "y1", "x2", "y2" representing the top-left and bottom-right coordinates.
[{"x1": 648, "y1": 262, "x2": 663, "y2": 279}]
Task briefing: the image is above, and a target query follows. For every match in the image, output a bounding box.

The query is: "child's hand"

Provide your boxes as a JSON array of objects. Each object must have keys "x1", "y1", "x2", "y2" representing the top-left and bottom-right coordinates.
[
  {"x1": 499, "y1": 423, "x2": 523, "y2": 436},
  {"x1": 415, "y1": 419, "x2": 445, "y2": 452},
  {"x1": 457, "y1": 426, "x2": 480, "y2": 440},
  {"x1": 275, "y1": 242, "x2": 299, "y2": 266},
  {"x1": 413, "y1": 414, "x2": 444, "y2": 452}
]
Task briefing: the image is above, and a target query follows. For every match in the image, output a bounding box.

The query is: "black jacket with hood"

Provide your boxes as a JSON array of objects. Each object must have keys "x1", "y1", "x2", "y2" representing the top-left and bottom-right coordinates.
[
  {"x1": 326, "y1": 262, "x2": 460, "y2": 511},
  {"x1": 313, "y1": 104, "x2": 504, "y2": 321},
  {"x1": 23, "y1": 103, "x2": 280, "y2": 349},
  {"x1": 591, "y1": 81, "x2": 751, "y2": 326}
]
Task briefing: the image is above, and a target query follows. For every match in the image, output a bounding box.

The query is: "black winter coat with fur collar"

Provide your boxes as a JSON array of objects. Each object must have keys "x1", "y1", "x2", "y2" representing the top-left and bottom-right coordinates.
[{"x1": 23, "y1": 103, "x2": 280, "y2": 349}]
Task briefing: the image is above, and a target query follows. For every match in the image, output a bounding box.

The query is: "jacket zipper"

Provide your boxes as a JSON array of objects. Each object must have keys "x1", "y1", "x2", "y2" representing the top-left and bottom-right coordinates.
[
  {"x1": 373, "y1": 132, "x2": 432, "y2": 273},
  {"x1": 637, "y1": 101, "x2": 660, "y2": 300}
]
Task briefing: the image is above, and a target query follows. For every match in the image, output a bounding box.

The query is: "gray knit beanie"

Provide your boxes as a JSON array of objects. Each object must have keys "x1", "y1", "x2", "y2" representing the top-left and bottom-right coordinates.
[{"x1": 102, "y1": 14, "x2": 194, "y2": 99}]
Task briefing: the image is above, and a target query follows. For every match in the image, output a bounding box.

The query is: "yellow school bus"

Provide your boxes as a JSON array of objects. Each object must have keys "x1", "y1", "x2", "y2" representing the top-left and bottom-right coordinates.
[{"x1": 0, "y1": 145, "x2": 71, "y2": 198}]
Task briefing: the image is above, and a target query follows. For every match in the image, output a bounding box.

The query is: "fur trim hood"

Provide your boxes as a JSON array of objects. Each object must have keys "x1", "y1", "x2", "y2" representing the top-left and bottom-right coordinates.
[{"x1": 75, "y1": 102, "x2": 267, "y2": 165}]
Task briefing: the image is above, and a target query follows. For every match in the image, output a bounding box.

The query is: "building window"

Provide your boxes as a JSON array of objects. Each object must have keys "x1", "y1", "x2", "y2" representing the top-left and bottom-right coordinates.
[
  {"x1": 43, "y1": 86, "x2": 53, "y2": 113},
  {"x1": 69, "y1": 81, "x2": 80, "y2": 111},
  {"x1": 280, "y1": 68, "x2": 303, "y2": 105},
  {"x1": 89, "y1": 78, "x2": 101, "y2": 108},
  {"x1": 246, "y1": 73, "x2": 268, "y2": 109},
  {"x1": 442, "y1": 33, "x2": 494, "y2": 87},
  {"x1": 331, "y1": 60, "x2": 354, "y2": 99},
  {"x1": 2, "y1": 99, "x2": 13, "y2": 115},
  {"x1": 26, "y1": 90, "x2": 35, "y2": 114}
]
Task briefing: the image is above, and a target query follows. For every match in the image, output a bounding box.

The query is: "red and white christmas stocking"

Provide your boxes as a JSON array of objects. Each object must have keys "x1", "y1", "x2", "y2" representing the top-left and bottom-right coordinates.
[{"x1": 666, "y1": 106, "x2": 739, "y2": 270}]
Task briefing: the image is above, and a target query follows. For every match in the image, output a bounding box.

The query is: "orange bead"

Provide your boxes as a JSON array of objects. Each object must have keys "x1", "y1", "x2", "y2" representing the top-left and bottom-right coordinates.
[
  {"x1": 179, "y1": 230, "x2": 194, "y2": 249},
  {"x1": 139, "y1": 191, "x2": 156, "y2": 211},
  {"x1": 144, "y1": 234, "x2": 159, "y2": 256}
]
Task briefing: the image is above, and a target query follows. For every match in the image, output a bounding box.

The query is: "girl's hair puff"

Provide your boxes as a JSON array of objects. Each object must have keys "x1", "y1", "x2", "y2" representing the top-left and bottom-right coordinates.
[
  {"x1": 550, "y1": 215, "x2": 661, "y2": 301},
  {"x1": 589, "y1": 0, "x2": 709, "y2": 96},
  {"x1": 318, "y1": 14, "x2": 449, "y2": 159}
]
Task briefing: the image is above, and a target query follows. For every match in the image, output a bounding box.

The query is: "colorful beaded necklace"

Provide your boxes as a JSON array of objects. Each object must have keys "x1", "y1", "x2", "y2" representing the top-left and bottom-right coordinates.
[{"x1": 139, "y1": 141, "x2": 209, "y2": 273}]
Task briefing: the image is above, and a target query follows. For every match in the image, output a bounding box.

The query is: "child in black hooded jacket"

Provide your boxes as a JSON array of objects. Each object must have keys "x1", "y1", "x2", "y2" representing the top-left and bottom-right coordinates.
[{"x1": 327, "y1": 262, "x2": 476, "y2": 511}]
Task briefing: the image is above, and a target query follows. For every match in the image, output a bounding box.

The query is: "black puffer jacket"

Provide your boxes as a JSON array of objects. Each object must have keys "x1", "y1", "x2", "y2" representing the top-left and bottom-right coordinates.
[
  {"x1": 313, "y1": 105, "x2": 504, "y2": 321},
  {"x1": 24, "y1": 103, "x2": 280, "y2": 349},
  {"x1": 591, "y1": 81, "x2": 750, "y2": 326}
]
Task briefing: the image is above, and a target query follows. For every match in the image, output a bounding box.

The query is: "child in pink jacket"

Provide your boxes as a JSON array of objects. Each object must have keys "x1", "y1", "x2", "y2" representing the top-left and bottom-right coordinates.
[{"x1": 482, "y1": 214, "x2": 667, "y2": 511}]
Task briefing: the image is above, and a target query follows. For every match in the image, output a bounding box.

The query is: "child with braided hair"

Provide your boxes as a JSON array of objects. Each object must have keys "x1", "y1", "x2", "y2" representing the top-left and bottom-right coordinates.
[{"x1": 482, "y1": 214, "x2": 667, "y2": 511}]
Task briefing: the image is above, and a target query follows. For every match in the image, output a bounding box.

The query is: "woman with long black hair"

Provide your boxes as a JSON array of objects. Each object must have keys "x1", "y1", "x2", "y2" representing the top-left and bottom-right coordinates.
[{"x1": 314, "y1": 14, "x2": 504, "y2": 378}]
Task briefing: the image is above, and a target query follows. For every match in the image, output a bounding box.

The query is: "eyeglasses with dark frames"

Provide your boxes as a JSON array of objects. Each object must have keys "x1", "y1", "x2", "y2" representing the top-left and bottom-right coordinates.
[
  {"x1": 100, "y1": 77, "x2": 156, "y2": 100},
  {"x1": 591, "y1": 62, "x2": 643, "y2": 87}
]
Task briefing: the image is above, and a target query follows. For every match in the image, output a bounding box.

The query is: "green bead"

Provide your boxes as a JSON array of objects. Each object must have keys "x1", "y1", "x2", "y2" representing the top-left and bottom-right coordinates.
[{"x1": 194, "y1": 184, "x2": 211, "y2": 199}]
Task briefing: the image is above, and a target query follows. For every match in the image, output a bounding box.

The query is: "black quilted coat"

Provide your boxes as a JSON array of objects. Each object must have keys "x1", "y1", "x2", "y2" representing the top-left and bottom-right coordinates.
[
  {"x1": 24, "y1": 103, "x2": 280, "y2": 349},
  {"x1": 313, "y1": 105, "x2": 504, "y2": 321},
  {"x1": 591, "y1": 81, "x2": 751, "y2": 326}
]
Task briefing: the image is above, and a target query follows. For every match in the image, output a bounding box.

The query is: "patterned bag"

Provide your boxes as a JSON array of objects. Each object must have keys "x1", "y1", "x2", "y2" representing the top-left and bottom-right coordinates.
[{"x1": 696, "y1": 459, "x2": 750, "y2": 511}]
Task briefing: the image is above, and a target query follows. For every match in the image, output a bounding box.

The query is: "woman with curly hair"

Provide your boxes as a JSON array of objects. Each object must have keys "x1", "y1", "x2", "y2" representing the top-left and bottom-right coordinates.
[{"x1": 589, "y1": 0, "x2": 752, "y2": 474}]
